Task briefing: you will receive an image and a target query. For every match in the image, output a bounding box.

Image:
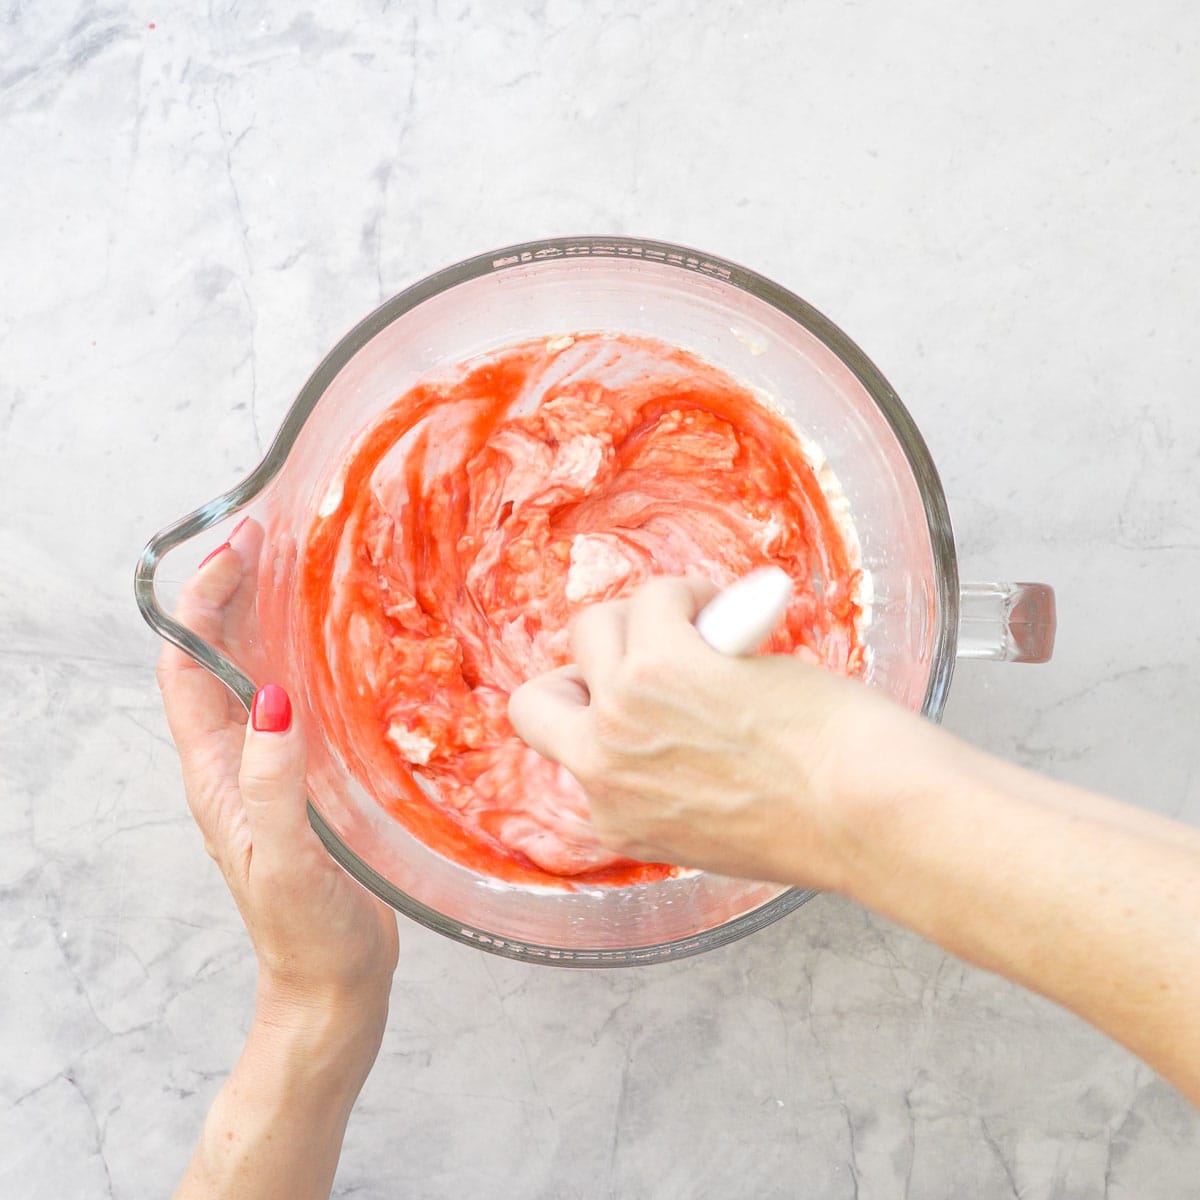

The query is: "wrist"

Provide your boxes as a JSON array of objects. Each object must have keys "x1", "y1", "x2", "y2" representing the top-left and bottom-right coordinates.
[
  {"x1": 821, "y1": 699, "x2": 1029, "y2": 924},
  {"x1": 252, "y1": 976, "x2": 390, "y2": 1091},
  {"x1": 183, "y1": 984, "x2": 388, "y2": 1198},
  {"x1": 810, "y1": 691, "x2": 961, "y2": 902}
]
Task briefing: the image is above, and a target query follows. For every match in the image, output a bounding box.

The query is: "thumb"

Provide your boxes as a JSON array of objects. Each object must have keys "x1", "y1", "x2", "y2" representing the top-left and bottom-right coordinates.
[
  {"x1": 508, "y1": 665, "x2": 591, "y2": 768},
  {"x1": 239, "y1": 684, "x2": 314, "y2": 860}
]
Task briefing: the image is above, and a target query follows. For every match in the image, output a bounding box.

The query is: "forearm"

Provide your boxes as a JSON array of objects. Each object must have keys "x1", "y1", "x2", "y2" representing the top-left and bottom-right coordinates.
[
  {"x1": 829, "y1": 716, "x2": 1200, "y2": 1104},
  {"x1": 174, "y1": 987, "x2": 388, "y2": 1200}
]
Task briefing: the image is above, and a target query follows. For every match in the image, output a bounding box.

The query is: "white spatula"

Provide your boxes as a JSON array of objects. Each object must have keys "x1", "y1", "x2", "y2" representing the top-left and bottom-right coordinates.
[{"x1": 694, "y1": 566, "x2": 794, "y2": 656}]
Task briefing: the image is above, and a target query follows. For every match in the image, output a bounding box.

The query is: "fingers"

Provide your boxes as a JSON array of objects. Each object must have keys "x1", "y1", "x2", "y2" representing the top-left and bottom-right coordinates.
[
  {"x1": 508, "y1": 665, "x2": 591, "y2": 766},
  {"x1": 626, "y1": 575, "x2": 719, "y2": 657},
  {"x1": 221, "y1": 519, "x2": 265, "y2": 670},
  {"x1": 157, "y1": 539, "x2": 249, "y2": 765},
  {"x1": 513, "y1": 574, "x2": 722, "y2": 768},
  {"x1": 239, "y1": 685, "x2": 317, "y2": 868},
  {"x1": 570, "y1": 599, "x2": 629, "y2": 692},
  {"x1": 570, "y1": 576, "x2": 718, "y2": 687}
]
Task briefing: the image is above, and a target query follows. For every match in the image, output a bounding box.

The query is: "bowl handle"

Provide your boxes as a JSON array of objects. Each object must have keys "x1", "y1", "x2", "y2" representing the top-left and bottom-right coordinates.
[
  {"x1": 134, "y1": 517, "x2": 258, "y2": 710},
  {"x1": 957, "y1": 581, "x2": 1057, "y2": 664}
]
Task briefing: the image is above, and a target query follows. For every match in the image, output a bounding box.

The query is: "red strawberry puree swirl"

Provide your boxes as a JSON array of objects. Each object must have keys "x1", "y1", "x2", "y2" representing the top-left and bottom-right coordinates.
[{"x1": 298, "y1": 333, "x2": 865, "y2": 887}]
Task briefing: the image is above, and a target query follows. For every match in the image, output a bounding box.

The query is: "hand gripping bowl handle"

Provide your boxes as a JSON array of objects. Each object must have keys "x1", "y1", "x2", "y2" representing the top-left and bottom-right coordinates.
[{"x1": 957, "y1": 581, "x2": 1057, "y2": 664}]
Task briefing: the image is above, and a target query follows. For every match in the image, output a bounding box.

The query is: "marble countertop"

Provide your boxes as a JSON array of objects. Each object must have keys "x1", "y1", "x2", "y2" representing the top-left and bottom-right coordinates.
[{"x1": 3, "y1": 2, "x2": 1200, "y2": 1196}]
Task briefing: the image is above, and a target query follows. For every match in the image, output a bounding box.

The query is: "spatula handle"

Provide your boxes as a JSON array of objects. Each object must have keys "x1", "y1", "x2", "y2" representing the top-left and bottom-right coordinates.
[{"x1": 694, "y1": 567, "x2": 794, "y2": 656}]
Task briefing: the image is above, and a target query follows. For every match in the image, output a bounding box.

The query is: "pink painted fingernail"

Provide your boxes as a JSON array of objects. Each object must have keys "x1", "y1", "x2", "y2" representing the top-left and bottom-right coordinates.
[
  {"x1": 251, "y1": 684, "x2": 292, "y2": 733},
  {"x1": 230, "y1": 516, "x2": 250, "y2": 538},
  {"x1": 198, "y1": 542, "x2": 231, "y2": 569}
]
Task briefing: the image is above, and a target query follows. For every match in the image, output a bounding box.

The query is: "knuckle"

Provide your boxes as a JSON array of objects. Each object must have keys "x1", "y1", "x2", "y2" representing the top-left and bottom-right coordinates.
[
  {"x1": 567, "y1": 737, "x2": 609, "y2": 790},
  {"x1": 251, "y1": 853, "x2": 291, "y2": 891},
  {"x1": 154, "y1": 658, "x2": 173, "y2": 693},
  {"x1": 572, "y1": 602, "x2": 605, "y2": 636},
  {"x1": 598, "y1": 824, "x2": 640, "y2": 859},
  {"x1": 237, "y1": 767, "x2": 272, "y2": 795},
  {"x1": 588, "y1": 691, "x2": 634, "y2": 748},
  {"x1": 638, "y1": 574, "x2": 682, "y2": 602},
  {"x1": 620, "y1": 650, "x2": 676, "y2": 700},
  {"x1": 571, "y1": 600, "x2": 617, "y2": 649},
  {"x1": 590, "y1": 809, "x2": 648, "y2": 861}
]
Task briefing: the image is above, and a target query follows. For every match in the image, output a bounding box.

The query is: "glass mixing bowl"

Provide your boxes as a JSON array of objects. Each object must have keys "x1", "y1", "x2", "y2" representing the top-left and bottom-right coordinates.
[{"x1": 135, "y1": 236, "x2": 1055, "y2": 966}]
